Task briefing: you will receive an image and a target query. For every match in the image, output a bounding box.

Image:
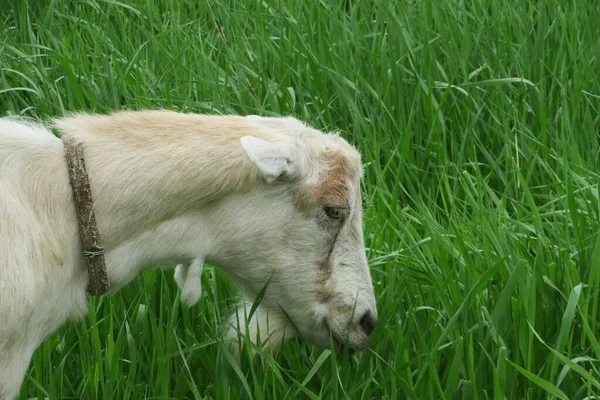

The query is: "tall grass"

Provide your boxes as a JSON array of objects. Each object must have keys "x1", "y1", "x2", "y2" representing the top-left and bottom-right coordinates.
[{"x1": 1, "y1": 0, "x2": 599, "y2": 398}]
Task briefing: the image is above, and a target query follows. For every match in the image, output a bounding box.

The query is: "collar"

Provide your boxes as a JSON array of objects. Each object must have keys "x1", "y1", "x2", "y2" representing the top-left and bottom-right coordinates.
[{"x1": 62, "y1": 135, "x2": 109, "y2": 296}]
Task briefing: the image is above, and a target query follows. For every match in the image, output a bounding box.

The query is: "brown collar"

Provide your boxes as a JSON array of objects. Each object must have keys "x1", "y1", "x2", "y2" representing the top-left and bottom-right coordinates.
[{"x1": 62, "y1": 135, "x2": 109, "y2": 296}]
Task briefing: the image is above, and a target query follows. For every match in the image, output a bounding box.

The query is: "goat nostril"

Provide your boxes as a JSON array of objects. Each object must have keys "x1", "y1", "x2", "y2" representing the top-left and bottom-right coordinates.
[{"x1": 359, "y1": 311, "x2": 376, "y2": 336}]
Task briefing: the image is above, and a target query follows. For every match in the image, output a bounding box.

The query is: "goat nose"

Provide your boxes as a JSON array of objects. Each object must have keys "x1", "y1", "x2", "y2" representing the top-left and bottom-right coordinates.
[{"x1": 359, "y1": 311, "x2": 376, "y2": 337}]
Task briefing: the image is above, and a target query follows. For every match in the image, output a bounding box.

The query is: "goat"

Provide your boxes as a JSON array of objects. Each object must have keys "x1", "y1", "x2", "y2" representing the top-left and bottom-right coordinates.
[{"x1": 0, "y1": 111, "x2": 377, "y2": 399}]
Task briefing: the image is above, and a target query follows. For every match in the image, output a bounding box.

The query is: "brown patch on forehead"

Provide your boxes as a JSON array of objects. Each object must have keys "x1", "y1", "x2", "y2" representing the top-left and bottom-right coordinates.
[
  {"x1": 294, "y1": 150, "x2": 358, "y2": 213},
  {"x1": 317, "y1": 151, "x2": 355, "y2": 208}
]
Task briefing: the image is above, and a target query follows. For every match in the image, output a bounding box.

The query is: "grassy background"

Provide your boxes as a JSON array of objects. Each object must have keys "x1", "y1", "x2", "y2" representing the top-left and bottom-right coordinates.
[{"x1": 2, "y1": 0, "x2": 600, "y2": 398}]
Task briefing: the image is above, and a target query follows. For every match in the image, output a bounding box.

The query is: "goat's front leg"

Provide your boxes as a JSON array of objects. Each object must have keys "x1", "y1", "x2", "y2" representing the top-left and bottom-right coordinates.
[
  {"x1": 225, "y1": 300, "x2": 294, "y2": 361},
  {"x1": 174, "y1": 257, "x2": 204, "y2": 306}
]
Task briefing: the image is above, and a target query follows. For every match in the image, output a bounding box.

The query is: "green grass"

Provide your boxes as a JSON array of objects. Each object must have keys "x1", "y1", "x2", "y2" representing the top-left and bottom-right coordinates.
[{"x1": 2, "y1": 0, "x2": 600, "y2": 398}]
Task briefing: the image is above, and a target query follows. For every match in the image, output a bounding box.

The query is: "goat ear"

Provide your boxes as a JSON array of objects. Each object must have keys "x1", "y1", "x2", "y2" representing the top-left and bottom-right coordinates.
[{"x1": 240, "y1": 136, "x2": 295, "y2": 183}]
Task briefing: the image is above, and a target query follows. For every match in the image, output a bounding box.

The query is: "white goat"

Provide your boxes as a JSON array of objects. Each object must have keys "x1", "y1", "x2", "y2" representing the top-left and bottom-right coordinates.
[{"x1": 0, "y1": 110, "x2": 377, "y2": 399}]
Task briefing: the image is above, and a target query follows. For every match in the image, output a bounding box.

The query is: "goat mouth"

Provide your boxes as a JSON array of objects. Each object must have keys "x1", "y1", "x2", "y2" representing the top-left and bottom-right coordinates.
[
  {"x1": 324, "y1": 322, "x2": 356, "y2": 354},
  {"x1": 332, "y1": 337, "x2": 353, "y2": 353}
]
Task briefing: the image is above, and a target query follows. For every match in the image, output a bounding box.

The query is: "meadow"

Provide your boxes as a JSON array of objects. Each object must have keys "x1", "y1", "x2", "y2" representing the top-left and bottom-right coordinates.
[{"x1": 1, "y1": 0, "x2": 600, "y2": 398}]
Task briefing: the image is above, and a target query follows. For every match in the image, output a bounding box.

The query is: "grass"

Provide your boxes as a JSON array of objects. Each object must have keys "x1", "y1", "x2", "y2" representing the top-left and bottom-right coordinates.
[{"x1": 1, "y1": 0, "x2": 600, "y2": 398}]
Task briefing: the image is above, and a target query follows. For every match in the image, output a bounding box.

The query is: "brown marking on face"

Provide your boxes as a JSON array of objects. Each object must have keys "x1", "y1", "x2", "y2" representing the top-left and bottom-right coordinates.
[
  {"x1": 316, "y1": 151, "x2": 355, "y2": 208},
  {"x1": 315, "y1": 266, "x2": 335, "y2": 302},
  {"x1": 294, "y1": 150, "x2": 357, "y2": 214},
  {"x1": 314, "y1": 225, "x2": 344, "y2": 302},
  {"x1": 295, "y1": 150, "x2": 360, "y2": 302}
]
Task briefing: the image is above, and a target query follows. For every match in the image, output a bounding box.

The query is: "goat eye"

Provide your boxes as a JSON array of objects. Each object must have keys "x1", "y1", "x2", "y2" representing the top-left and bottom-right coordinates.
[{"x1": 324, "y1": 206, "x2": 343, "y2": 219}]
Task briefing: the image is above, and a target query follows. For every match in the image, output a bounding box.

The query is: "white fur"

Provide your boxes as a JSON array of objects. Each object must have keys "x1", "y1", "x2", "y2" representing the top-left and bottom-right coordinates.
[{"x1": 0, "y1": 110, "x2": 377, "y2": 399}]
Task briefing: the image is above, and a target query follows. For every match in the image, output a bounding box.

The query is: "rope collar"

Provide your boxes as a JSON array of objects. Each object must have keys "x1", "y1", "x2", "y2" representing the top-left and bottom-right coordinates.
[{"x1": 62, "y1": 135, "x2": 109, "y2": 296}]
